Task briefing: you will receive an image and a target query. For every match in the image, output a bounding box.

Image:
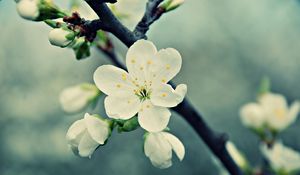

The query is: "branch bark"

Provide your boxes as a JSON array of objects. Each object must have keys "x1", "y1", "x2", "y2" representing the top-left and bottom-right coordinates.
[{"x1": 85, "y1": 0, "x2": 243, "y2": 174}]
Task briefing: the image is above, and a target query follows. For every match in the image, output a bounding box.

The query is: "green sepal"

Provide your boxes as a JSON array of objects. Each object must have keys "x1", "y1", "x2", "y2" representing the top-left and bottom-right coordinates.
[
  {"x1": 72, "y1": 37, "x2": 91, "y2": 60},
  {"x1": 36, "y1": 0, "x2": 68, "y2": 21},
  {"x1": 115, "y1": 116, "x2": 140, "y2": 133},
  {"x1": 65, "y1": 32, "x2": 76, "y2": 41},
  {"x1": 257, "y1": 76, "x2": 271, "y2": 97}
]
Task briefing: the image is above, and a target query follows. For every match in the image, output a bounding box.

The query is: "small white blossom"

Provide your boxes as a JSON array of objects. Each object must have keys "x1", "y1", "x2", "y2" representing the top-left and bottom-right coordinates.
[
  {"x1": 259, "y1": 93, "x2": 300, "y2": 131},
  {"x1": 48, "y1": 28, "x2": 76, "y2": 48},
  {"x1": 94, "y1": 40, "x2": 187, "y2": 132},
  {"x1": 59, "y1": 84, "x2": 100, "y2": 113},
  {"x1": 16, "y1": 0, "x2": 39, "y2": 20},
  {"x1": 66, "y1": 113, "x2": 111, "y2": 158},
  {"x1": 240, "y1": 103, "x2": 266, "y2": 129},
  {"x1": 261, "y1": 141, "x2": 300, "y2": 173},
  {"x1": 226, "y1": 142, "x2": 248, "y2": 169},
  {"x1": 144, "y1": 131, "x2": 185, "y2": 169},
  {"x1": 240, "y1": 92, "x2": 300, "y2": 131}
]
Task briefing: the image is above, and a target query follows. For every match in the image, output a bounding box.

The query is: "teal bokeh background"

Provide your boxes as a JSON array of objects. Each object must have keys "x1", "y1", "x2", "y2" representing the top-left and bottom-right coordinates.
[{"x1": 1, "y1": 0, "x2": 300, "y2": 174}]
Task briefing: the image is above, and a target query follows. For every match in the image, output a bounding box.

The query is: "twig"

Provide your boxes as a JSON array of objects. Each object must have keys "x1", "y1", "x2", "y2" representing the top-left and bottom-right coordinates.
[
  {"x1": 133, "y1": 0, "x2": 165, "y2": 39},
  {"x1": 85, "y1": 0, "x2": 243, "y2": 174},
  {"x1": 84, "y1": 1, "x2": 137, "y2": 47}
]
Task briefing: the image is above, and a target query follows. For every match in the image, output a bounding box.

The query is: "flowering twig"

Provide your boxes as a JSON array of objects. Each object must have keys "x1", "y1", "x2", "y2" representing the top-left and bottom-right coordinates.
[{"x1": 85, "y1": 0, "x2": 243, "y2": 174}]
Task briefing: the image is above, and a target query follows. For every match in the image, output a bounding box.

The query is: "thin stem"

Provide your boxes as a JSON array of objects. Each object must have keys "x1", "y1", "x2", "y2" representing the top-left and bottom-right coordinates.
[
  {"x1": 86, "y1": 0, "x2": 243, "y2": 174},
  {"x1": 133, "y1": 0, "x2": 165, "y2": 39}
]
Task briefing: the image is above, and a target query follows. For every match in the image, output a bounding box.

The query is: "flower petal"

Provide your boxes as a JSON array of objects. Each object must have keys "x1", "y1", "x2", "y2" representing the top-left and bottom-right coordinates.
[
  {"x1": 78, "y1": 132, "x2": 99, "y2": 158},
  {"x1": 126, "y1": 40, "x2": 157, "y2": 84},
  {"x1": 162, "y1": 132, "x2": 185, "y2": 161},
  {"x1": 261, "y1": 141, "x2": 300, "y2": 172},
  {"x1": 84, "y1": 113, "x2": 110, "y2": 145},
  {"x1": 150, "y1": 48, "x2": 182, "y2": 86},
  {"x1": 144, "y1": 132, "x2": 172, "y2": 169},
  {"x1": 151, "y1": 83, "x2": 187, "y2": 107},
  {"x1": 138, "y1": 101, "x2": 171, "y2": 132},
  {"x1": 288, "y1": 101, "x2": 300, "y2": 122},
  {"x1": 66, "y1": 119, "x2": 86, "y2": 146},
  {"x1": 239, "y1": 103, "x2": 266, "y2": 128},
  {"x1": 104, "y1": 95, "x2": 140, "y2": 120},
  {"x1": 59, "y1": 85, "x2": 98, "y2": 113},
  {"x1": 259, "y1": 93, "x2": 288, "y2": 112},
  {"x1": 93, "y1": 65, "x2": 135, "y2": 96}
]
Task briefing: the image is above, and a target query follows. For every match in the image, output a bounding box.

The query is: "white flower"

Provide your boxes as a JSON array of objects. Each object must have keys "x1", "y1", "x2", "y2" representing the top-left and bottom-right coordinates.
[
  {"x1": 93, "y1": 40, "x2": 187, "y2": 132},
  {"x1": 48, "y1": 28, "x2": 76, "y2": 48},
  {"x1": 66, "y1": 113, "x2": 111, "y2": 158},
  {"x1": 226, "y1": 142, "x2": 248, "y2": 169},
  {"x1": 59, "y1": 84, "x2": 100, "y2": 113},
  {"x1": 261, "y1": 141, "x2": 300, "y2": 173},
  {"x1": 259, "y1": 93, "x2": 300, "y2": 131},
  {"x1": 240, "y1": 92, "x2": 300, "y2": 131},
  {"x1": 144, "y1": 131, "x2": 185, "y2": 169},
  {"x1": 240, "y1": 103, "x2": 266, "y2": 129},
  {"x1": 16, "y1": 0, "x2": 39, "y2": 20}
]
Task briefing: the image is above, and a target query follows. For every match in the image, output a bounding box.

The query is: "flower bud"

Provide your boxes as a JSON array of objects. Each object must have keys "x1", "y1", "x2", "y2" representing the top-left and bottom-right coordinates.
[
  {"x1": 226, "y1": 142, "x2": 249, "y2": 170},
  {"x1": 16, "y1": 0, "x2": 66, "y2": 21},
  {"x1": 66, "y1": 113, "x2": 112, "y2": 158},
  {"x1": 144, "y1": 131, "x2": 185, "y2": 169},
  {"x1": 160, "y1": 0, "x2": 185, "y2": 12},
  {"x1": 49, "y1": 28, "x2": 76, "y2": 48},
  {"x1": 59, "y1": 83, "x2": 100, "y2": 113},
  {"x1": 16, "y1": 0, "x2": 39, "y2": 20}
]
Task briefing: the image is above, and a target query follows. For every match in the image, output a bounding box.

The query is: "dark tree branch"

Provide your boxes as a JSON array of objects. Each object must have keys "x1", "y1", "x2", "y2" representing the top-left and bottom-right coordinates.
[
  {"x1": 133, "y1": 0, "x2": 165, "y2": 39},
  {"x1": 85, "y1": 0, "x2": 243, "y2": 174},
  {"x1": 84, "y1": 1, "x2": 137, "y2": 47}
]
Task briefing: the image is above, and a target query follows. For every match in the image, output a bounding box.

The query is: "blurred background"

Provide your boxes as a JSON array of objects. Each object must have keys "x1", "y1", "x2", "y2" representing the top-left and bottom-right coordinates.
[{"x1": 1, "y1": 0, "x2": 300, "y2": 174}]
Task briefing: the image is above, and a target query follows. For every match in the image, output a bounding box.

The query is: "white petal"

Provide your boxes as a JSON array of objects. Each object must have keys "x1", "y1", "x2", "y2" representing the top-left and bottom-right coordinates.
[
  {"x1": 48, "y1": 28, "x2": 74, "y2": 48},
  {"x1": 259, "y1": 93, "x2": 288, "y2": 112},
  {"x1": 59, "y1": 84, "x2": 98, "y2": 113},
  {"x1": 162, "y1": 132, "x2": 185, "y2": 161},
  {"x1": 261, "y1": 141, "x2": 300, "y2": 172},
  {"x1": 288, "y1": 101, "x2": 300, "y2": 123},
  {"x1": 226, "y1": 142, "x2": 247, "y2": 168},
  {"x1": 66, "y1": 119, "x2": 86, "y2": 146},
  {"x1": 78, "y1": 132, "x2": 99, "y2": 158},
  {"x1": 144, "y1": 132, "x2": 172, "y2": 169},
  {"x1": 151, "y1": 83, "x2": 187, "y2": 107},
  {"x1": 93, "y1": 65, "x2": 135, "y2": 96},
  {"x1": 150, "y1": 48, "x2": 182, "y2": 86},
  {"x1": 16, "y1": 0, "x2": 39, "y2": 20},
  {"x1": 138, "y1": 101, "x2": 171, "y2": 132},
  {"x1": 104, "y1": 95, "x2": 141, "y2": 120},
  {"x1": 239, "y1": 103, "x2": 266, "y2": 128},
  {"x1": 126, "y1": 40, "x2": 157, "y2": 84},
  {"x1": 84, "y1": 113, "x2": 110, "y2": 145}
]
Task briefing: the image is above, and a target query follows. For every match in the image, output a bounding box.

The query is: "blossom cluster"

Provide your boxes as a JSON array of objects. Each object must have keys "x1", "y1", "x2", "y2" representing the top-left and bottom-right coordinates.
[
  {"x1": 62, "y1": 40, "x2": 187, "y2": 168},
  {"x1": 15, "y1": 0, "x2": 187, "y2": 169},
  {"x1": 219, "y1": 82, "x2": 300, "y2": 175}
]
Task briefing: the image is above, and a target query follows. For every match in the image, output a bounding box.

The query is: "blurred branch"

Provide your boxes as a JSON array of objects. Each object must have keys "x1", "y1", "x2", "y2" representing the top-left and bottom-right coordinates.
[{"x1": 85, "y1": 0, "x2": 243, "y2": 174}]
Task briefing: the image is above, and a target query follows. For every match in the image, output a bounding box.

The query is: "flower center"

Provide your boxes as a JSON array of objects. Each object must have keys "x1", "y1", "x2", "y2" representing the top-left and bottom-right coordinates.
[
  {"x1": 135, "y1": 86, "x2": 151, "y2": 101},
  {"x1": 274, "y1": 108, "x2": 286, "y2": 119}
]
